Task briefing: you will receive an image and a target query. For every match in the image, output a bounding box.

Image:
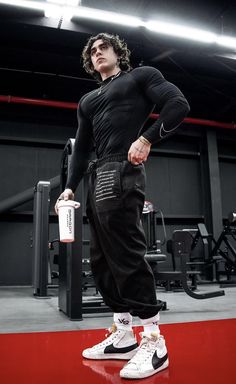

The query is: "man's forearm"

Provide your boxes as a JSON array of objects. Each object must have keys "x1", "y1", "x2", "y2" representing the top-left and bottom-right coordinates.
[
  {"x1": 65, "y1": 153, "x2": 89, "y2": 192},
  {"x1": 142, "y1": 96, "x2": 190, "y2": 144}
]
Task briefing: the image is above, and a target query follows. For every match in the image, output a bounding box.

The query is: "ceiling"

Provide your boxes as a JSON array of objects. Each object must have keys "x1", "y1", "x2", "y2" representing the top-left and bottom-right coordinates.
[{"x1": 0, "y1": 0, "x2": 236, "y2": 124}]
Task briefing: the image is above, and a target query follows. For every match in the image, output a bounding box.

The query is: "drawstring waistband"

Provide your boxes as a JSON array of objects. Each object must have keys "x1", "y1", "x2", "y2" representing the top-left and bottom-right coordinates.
[{"x1": 87, "y1": 153, "x2": 127, "y2": 173}]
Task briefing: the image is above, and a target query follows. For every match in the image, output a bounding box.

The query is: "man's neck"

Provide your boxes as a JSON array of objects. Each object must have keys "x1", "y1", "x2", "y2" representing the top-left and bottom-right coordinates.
[{"x1": 100, "y1": 67, "x2": 121, "y2": 81}]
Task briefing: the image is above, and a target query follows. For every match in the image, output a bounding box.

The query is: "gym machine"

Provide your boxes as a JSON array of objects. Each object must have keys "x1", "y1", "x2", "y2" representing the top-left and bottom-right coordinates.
[
  {"x1": 142, "y1": 200, "x2": 167, "y2": 262},
  {"x1": 142, "y1": 201, "x2": 167, "y2": 310},
  {"x1": 32, "y1": 181, "x2": 50, "y2": 297},
  {"x1": 57, "y1": 138, "x2": 83, "y2": 320},
  {"x1": 31, "y1": 139, "x2": 117, "y2": 318},
  {"x1": 31, "y1": 140, "x2": 84, "y2": 317},
  {"x1": 141, "y1": 202, "x2": 224, "y2": 299},
  {"x1": 143, "y1": 201, "x2": 167, "y2": 264},
  {"x1": 58, "y1": 139, "x2": 110, "y2": 320},
  {"x1": 211, "y1": 212, "x2": 236, "y2": 286},
  {"x1": 191, "y1": 213, "x2": 236, "y2": 287},
  {"x1": 0, "y1": 174, "x2": 59, "y2": 297},
  {"x1": 155, "y1": 230, "x2": 225, "y2": 299},
  {"x1": 32, "y1": 181, "x2": 60, "y2": 296}
]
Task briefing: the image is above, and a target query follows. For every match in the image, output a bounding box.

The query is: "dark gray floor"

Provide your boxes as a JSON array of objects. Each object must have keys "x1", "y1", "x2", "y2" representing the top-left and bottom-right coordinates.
[{"x1": 1, "y1": 284, "x2": 236, "y2": 334}]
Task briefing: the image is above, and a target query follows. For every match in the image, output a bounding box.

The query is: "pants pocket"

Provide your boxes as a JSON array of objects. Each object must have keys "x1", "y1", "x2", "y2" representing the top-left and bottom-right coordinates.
[{"x1": 121, "y1": 162, "x2": 146, "y2": 193}]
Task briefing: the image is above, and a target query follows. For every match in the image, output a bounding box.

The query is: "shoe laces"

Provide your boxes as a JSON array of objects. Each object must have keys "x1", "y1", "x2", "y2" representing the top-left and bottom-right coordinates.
[
  {"x1": 90, "y1": 324, "x2": 120, "y2": 350},
  {"x1": 105, "y1": 323, "x2": 117, "y2": 338},
  {"x1": 128, "y1": 333, "x2": 159, "y2": 364}
]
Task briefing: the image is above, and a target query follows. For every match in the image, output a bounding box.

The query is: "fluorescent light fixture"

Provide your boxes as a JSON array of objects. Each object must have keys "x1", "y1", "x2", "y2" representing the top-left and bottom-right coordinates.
[
  {"x1": 146, "y1": 20, "x2": 217, "y2": 44},
  {"x1": 216, "y1": 35, "x2": 236, "y2": 50},
  {"x1": 0, "y1": 1, "x2": 143, "y2": 25},
  {"x1": 45, "y1": 0, "x2": 79, "y2": 20},
  {"x1": 0, "y1": 0, "x2": 236, "y2": 50},
  {"x1": 72, "y1": 6, "x2": 144, "y2": 27},
  {"x1": 0, "y1": 0, "x2": 46, "y2": 12}
]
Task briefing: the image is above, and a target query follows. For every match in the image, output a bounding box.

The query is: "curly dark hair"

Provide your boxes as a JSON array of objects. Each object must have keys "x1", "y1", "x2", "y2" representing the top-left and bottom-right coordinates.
[{"x1": 82, "y1": 32, "x2": 131, "y2": 81}]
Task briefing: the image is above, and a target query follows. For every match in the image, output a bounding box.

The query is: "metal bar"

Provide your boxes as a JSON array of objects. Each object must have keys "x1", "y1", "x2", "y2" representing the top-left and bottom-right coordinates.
[
  {"x1": 32, "y1": 181, "x2": 50, "y2": 297},
  {"x1": 211, "y1": 230, "x2": 225, "y2": 257},
  {"x1": 0, "y1": 94, "x2": 235, "y2": 130},
  {"x1": 0, "y1": 95, "x2": 77, "y2": 110},
  {"x1": 0, "y1": 175, "x2": 60, "y2": 214}
]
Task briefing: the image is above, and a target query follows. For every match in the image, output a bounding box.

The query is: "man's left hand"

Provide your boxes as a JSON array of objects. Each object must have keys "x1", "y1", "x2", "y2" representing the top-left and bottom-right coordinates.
[{"x1": 128, "y1": 138, "x2": 151, "y2": 165}]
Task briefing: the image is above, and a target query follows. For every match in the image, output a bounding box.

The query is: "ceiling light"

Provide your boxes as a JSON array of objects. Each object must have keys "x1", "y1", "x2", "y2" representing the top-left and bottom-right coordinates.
[
  {"x1": 0, "y1": 0, "x2": 46, "y2": 11},
  {"x1": 72, "y1": 6, "x2": 144, "y2": 27},
  {"x1": 0, "y1": 1, "x2": 140, "y2": 26},
  {"x1": 1, "y1": 1, "x2": 236, "y2": 51},
  {"x1": 216, "y1": 35, "x2": 236, "y2": 50},
  {"x1": 0, "y1": 1, "x2": 143, "y2": 25},
  {"x1": 45, "y1": 1, "x2": 80, "y2": 20},
  {"x1": 146, "y1": 21, "x2": 217, "y2": 44}
]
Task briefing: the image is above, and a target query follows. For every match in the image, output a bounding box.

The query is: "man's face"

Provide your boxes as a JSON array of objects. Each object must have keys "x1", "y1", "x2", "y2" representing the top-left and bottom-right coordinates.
[{"x1": 90, "y1": 39, "x2": 119, "y2": 74}]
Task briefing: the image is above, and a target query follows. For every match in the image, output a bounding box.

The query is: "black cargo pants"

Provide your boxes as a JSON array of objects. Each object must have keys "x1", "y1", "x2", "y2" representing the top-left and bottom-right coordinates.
[{"x1": 86, "y1": 154, "x2": 162, "y2": 319}]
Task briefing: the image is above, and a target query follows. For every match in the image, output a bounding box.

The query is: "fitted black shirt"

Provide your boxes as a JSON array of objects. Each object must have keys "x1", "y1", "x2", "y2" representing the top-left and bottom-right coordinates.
[{"x1": 66, "y1": 66, "x2": 190, "y2": 192}]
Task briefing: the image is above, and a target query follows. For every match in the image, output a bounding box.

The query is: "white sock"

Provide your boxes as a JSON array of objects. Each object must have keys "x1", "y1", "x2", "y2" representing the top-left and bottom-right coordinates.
[
  {"x1": 140, "y1": 313, "x2": 161, "y2": 336},
  {"x1": 113, "y1": 312, "x2": 133, "y2": 331}
]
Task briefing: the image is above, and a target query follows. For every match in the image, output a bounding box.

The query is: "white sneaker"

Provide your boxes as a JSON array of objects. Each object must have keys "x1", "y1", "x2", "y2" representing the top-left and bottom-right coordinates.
[
  {"x1": 82, "y1": 324, "x2": 139, "y2": 360},
  {"x1": 120, "y1": 333, "x2": 169, "y2": 379}
]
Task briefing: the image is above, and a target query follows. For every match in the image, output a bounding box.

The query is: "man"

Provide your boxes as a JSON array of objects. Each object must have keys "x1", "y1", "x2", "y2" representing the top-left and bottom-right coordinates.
[{"x1": 55, "y1": 32, "x2": 190, "y2": 379}]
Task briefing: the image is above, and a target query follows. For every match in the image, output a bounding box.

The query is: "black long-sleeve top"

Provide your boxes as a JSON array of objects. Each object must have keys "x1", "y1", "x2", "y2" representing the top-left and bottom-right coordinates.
[{"x1": 66, "y1": 66, "x2": 190, "y2": 192}]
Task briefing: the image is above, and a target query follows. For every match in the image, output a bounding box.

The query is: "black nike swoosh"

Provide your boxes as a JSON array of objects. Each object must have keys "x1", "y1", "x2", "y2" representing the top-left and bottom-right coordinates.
[
  {"x1": 104, "y1": 342, "x2": 138, "y2": 354},
  {"x1": 152, "y1": 351, "x2": 168, "y2": 369}
]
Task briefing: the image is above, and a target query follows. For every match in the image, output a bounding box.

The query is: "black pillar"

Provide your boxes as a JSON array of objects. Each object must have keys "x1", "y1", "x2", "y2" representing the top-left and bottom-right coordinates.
[{"x1": 206, "y1": 130, "x2": 223, "y2": 239}]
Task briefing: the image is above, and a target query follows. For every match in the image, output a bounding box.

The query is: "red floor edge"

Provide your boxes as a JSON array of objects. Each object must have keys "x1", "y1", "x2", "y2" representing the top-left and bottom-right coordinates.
[{"x1": 0, "y1": 318, "x2": 235, "y2": 384}]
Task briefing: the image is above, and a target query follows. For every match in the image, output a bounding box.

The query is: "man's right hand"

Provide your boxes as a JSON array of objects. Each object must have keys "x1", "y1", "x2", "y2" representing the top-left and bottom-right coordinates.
[{"x1": 54, "y1": 188, "x2": 74, "y2": 214}]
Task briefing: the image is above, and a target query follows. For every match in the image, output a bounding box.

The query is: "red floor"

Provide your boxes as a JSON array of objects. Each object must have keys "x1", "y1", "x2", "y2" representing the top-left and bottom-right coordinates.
[{"x1": 0, "y1": 318, "x2": 236, "y2": 384}]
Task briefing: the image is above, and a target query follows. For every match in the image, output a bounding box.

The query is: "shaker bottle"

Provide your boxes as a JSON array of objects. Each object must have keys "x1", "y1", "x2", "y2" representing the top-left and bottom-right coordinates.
[{"x1": 58, "y1": 200, "x2": 80, "y2": 242}]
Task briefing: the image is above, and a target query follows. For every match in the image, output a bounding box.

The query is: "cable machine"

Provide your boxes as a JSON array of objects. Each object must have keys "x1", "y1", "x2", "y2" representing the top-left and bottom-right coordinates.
[{"x1": 58, "y1": 139, "x2": 83, "y2": 320}]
